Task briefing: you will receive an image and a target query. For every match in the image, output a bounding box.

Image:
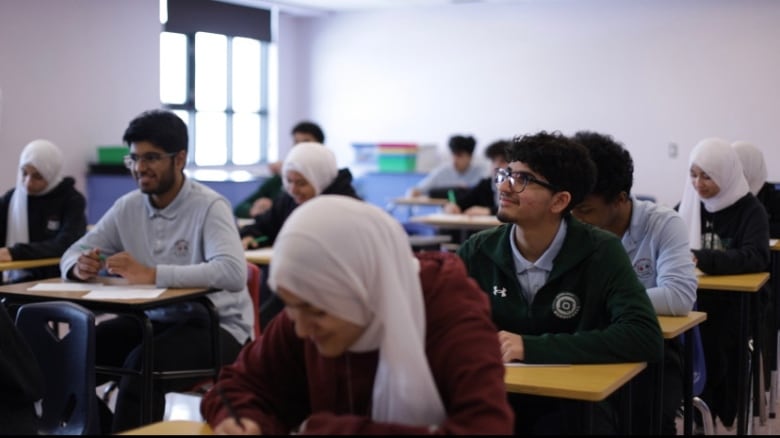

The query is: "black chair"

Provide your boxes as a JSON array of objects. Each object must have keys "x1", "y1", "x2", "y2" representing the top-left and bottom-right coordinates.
[{"x1": 15, "y1": 301, "x2": 100, "y2": 435}]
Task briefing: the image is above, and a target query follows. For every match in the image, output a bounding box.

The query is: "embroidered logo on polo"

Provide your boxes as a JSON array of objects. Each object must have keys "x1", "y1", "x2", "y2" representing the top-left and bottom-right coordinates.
[
  {"x1": 173, "y1": 239, "x2": 190, "y2": 257},
  {"x1": 552, "y1": 292, "x2": 580, "y2": 319},
  {"x1": 634, "y1": 258, "x2": 654, "y2": 279},
  {"x1": 493, "y1": 286, "x2": 507, "y2": 298}
]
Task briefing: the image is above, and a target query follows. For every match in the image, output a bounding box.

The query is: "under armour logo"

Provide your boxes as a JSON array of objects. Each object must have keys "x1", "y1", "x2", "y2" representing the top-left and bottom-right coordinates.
[{"x1": 493, "y1": 286, "x2": 507, "y2": 298}]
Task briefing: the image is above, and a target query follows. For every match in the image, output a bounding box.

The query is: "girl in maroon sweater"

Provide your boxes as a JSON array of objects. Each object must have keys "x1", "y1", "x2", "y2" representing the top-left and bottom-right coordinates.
[{"x1": 201, "y1": 195, "x2": 514, "y2": 434}]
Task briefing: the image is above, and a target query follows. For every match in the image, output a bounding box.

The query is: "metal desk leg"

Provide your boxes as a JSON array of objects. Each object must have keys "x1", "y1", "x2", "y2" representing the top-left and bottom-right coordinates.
[
  {"x1": 683, "y1": 329, "x2": 694, "y2": 435},
  {"x1": 737, "y1": 294, "x2": 749, "y2": 435}
]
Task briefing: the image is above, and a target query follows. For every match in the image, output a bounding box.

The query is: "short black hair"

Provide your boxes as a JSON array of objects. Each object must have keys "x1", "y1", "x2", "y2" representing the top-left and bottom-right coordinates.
[
  {"x1": 122, "y1": 109, "x2": 188, "y2": 154},
  {"x1": 448, "y1": 135, "x2": 476, "y2": 155},
  {"x1": 507, "y1": 130, "x2": 596, "y2": 214},
  {"x1": 572, "y1": 131, "x2": 634, "y2": 203},
  {"x1": 291, "y1": 121, "x2": 325, "y2": 144},
  {"x1": 484, "y1": 139, "x2": 510, "y2": 161}
]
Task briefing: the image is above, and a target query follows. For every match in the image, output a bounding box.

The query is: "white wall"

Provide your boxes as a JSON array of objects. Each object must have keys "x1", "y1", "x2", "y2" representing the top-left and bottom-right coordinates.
[
  {"x1": 301, "y1": 0, "x2": 780, "y2": 207},
  {"x1": 0, "y1": 0, "x2": 160, "y2": 196},
  {"x1": 2, "y1": 0, "x2": 779, "y2": 209}
]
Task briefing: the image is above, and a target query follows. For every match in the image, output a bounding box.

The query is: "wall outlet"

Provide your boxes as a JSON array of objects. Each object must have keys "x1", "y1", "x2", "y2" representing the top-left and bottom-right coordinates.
[{"x1": 668, "y1": 142, "x2": 678, "y2": 158}]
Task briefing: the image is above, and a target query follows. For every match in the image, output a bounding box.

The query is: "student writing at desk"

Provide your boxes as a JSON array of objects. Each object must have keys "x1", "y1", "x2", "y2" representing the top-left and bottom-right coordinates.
[
  {"x1": 571, "y1": 131, "x2": 697, "y2": 435},
  {"x1": 238, "y1": 143, "x2": 360, "y2": 327},
  {"x1": 443, "y1": 139, "x2": 510, "y2": 216},
  {"x1": 201, "y1": 196, "x2": 514, "y2": 434},
  {"x1": 0, "y1": 139, "x2": 87, "y2": 283},
  {"x1": 456, "y1": 131, "x2": 663, "y2": 434},
  {"x1": 408, "y1": 134, "x2": 485, "y2": 198},
  {"x1": 60, "y1": 109, "x2": 254, "y2": 433},
  {"x1": 677, "y1": 137, "x2": 771, "y2": 431},
  {"x1": 233, "y1": 121, "x2": 325, "y2": 219}
]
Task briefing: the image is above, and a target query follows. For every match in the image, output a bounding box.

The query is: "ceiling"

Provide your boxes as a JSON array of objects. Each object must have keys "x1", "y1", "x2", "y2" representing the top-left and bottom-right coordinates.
[{"x1": 230, "y1": 0, "x2": 526, "y2": 15}]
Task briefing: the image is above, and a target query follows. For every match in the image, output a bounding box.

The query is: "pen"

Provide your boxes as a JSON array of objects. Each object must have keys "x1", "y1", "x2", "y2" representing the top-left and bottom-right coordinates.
[
  {"x1": 253, "y1": 235, "x2": 268, "y2": 244},
  {"x1": 447, "y1": 189, "x2": 457, "y2": 204},
  {"x1": 79, "y1": 245, "x2": 107, "y2": 260},
  {"x1": 217, "y1": 385, "x2": 244, "y2": 430}
]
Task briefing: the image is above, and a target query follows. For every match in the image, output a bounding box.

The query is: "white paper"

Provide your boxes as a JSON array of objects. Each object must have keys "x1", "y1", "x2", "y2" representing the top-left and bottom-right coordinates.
[
  {"x1": 82, "y1": 289, "x2": 166, "y2": 300},
  {"x1": 245, "y1": 248, "x2": 274, "y2": 258},
  {"x1": 770, "y1": 239, "x2": 778, "y2": 247},
  {"x1": 28, "y1": 282, "x2": 102, "y2": 292}
]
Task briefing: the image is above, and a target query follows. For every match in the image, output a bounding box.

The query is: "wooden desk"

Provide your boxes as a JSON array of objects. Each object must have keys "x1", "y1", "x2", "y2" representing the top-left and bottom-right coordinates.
[
  {"x1": 0, "y1": 257, "x2": 60, "y2": 271},
  {"x1": 657, "y1": 311, "x2": 707, "y2": 435},
  {"x1": 245, "y1": 248, "x2": 274, "y2": 265},
  {"x1": 409, "y1": 213, "x2": 500, "y2": 242},
  {"x1": 119, "y1": 420, "x2": 212, "y2": 435},
  {"x1": 696, "y1": 271, "x2": 769, "y2": 435},
  {"x1": 392, "y1": 196, "x2": 449, "y2": 207},
  {"x1": 0, "y1": 277, "x2": 218, "y2": 425},
  {"x1": 504, "y1": 362, "x2": 646, "y2": 433}
]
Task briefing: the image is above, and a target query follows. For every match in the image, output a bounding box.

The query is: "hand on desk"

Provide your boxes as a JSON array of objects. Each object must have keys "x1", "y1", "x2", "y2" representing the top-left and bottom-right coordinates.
[
  {"x1": 0, "y1": 247, "x2": 11, "y2": 262},
  {"x1": 249, "y1": 197, "x2": 273, "y2": 217},
  {"x1": 443, "y1": 202, "x2": 462, "y2": 214},
  {"x1": 74, "y1": 250, "x2": 156, "y2": 284},
  {"x1": 498, "y1": 330, "x2": 525, "y2": 363},
  {"x1": 213, "y1": 417, "x2": 260, "y2": 435}
]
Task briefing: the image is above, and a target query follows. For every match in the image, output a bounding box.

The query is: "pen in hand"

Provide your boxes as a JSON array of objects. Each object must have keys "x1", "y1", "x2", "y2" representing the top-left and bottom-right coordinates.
[
  {"x1": 79, "y1": 245, "x2": 107, "y2": 260},
  {"x1": 217, "y1": 385, "x2": 244, "y2": 431},
  {"x1": 447, "y1": 189, "x2": 457, "y2": 204},
  {"x1": 253, "y1": 235, "x2": 268, "y2": 245}
]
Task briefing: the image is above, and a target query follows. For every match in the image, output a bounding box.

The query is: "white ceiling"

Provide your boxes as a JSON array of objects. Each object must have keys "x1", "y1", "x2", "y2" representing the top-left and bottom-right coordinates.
[{"x1": 228, "y1": 0, "x2": 526, "y2": 15}]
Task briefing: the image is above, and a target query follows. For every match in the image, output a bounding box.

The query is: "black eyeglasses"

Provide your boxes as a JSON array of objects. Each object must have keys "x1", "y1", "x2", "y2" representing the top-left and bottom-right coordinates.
[
  {"x1": 494, "y1": 168, "x2": 558, "y2": 193},
  {"x1": 123, "y1": 152, "x2": 177, "y2": 169}
]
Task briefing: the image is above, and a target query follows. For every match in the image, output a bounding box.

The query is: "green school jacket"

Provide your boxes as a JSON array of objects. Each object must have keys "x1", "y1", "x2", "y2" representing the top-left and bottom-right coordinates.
[{"x1": 457, "y1": 216, "x2": 663, "y2": 365}]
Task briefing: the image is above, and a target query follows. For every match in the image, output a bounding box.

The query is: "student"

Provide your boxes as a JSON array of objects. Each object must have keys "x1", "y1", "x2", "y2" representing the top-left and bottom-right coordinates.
[
  {"x1": 238, "y1": 142, "x2": 359, "y2": 249},
  {"x1": 732, "y1": 140, "x2": 780, "y2": 238},
  {"x1": 443, "y1": 139, "x2": 510, "y2": 216},
  {"x1": 677, "y1": 137, "x2": 771, "y2": 430},
  {"x1": 233, "y1": 121, "x2": 325, "y2": 218},
  {"x1": 0, "y1": 303, "x2": 44, "y2": 435},
  {"x1": 59, "y1": 109, "x2": 254, "y2": 433},
  {"x1": 570, "y1": 130, "x2": 697, "y2": 435},
  {"x1": 456, "y1": 131, "x2": 663, "y2": 434},
  {"x1": 409, "y1": 134, "x2": 485, "y2": 197},
  {"x1": 0, "y1": 139, "x2": 87, "y2": 283},
  {"x1": 201, "y1": 195, "x2": 515, "y2": 435}
]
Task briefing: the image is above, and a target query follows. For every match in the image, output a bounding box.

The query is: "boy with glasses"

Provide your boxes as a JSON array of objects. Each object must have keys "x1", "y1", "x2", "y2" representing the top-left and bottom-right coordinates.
[
  {"x1": 456, "y1": 130, "x2": 663, "y2": 434},
  {"x1": 60, "y1": 109, "x2": 254, "y2": 433}
]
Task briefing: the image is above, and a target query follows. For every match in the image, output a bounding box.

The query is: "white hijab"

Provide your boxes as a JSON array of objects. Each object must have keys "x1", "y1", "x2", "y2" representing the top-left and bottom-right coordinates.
[
  {"x1": 281, "y1": 142, "x2": 337, "y2": 197},
  {"x1": 732, "y1": 140, "x2": 767, "y2": 196},
  {"x1": 7, "y1": 139, "x2": 64, "y2": 248},
  {"x1": 268, "y1": 195, "x2": 446, "y2": 427},
  {"x1": 678, "y1": 137, "x2": 749, "y2": 250}
]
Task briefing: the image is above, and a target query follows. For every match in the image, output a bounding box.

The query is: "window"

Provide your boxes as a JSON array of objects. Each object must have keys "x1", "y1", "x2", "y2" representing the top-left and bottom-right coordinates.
[{"x1": 160, "y1": 0, "x2": 272, "y2": 167}]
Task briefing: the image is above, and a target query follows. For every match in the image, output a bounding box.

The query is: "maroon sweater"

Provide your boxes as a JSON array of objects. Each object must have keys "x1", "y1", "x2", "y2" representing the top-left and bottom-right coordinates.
[{"x1": 201, "y1": 251, "x2": 514, "y2": 434}]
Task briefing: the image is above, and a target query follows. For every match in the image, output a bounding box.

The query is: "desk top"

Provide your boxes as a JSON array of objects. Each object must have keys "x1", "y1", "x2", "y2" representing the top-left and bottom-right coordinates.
[
  {"x1": 119, "y1": 420, "x2": 213, "y2": 435},
  {"x1": 504, "y1": 362, "x2": 646, "y2": 402},
  {"x1": 657, "y1": 310, "x2": 707, "y2": 339},
  {"x1": 696, "y1": 271, "x2": 769, "y2": 292},
  {"x1": 0, "y1": 257, "x2": 60, "y2": 272},
  {"x1": 245, "y1": 247, "x2": 274, "y2": 265},
  {"x1": 409, "y1": 213, "x2": 501, "y2": 230},
  {"x1": 0, "y1": 277, "x2": 213, "y2": 310},
  {"x1": 392, "y1": 196, "x2": 449, "y2": 207}
]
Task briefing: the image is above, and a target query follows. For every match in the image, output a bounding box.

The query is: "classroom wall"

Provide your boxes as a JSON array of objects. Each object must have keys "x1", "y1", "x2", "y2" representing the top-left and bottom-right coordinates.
[
  {"x1": 297, "y1": 0, "x2": 780, "y2": 207},
  {"x1": 0, "y1": 0, "x2": 160, "y2": 198},
  {"x1": 1, "y1": 0, "x2": 779, "y2": 210}
]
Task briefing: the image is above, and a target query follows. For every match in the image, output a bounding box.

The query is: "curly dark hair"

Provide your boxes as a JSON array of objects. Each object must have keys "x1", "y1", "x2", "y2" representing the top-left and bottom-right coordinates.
[
  {"x1": 123, "y1": 109, "x2": 188, "y2": 154},
  {"x1": 572, "y1": 131, "x2": 633, "y2": 203},
  {"x1": 291, "y1": 121, "x2": 325, "y2": 144},
  {"x1": 506, "y1": 131, "x2": 596, "y2": 213},
  {"x1": 484, "y1": 139, "x2": 510, "y2": 161},
  {"x1": 448, "y1": 135, "x2": 477, "y2": 155}
]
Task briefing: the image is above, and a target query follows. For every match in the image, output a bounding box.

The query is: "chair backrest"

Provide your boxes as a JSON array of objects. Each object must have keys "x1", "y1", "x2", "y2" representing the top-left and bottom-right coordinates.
[
  {"x1": 247, "y1": 262, "x2": 262, "y2": 339},
  {"x1": 15, "y1": 301, "x2": 99, "y2": 435}
]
